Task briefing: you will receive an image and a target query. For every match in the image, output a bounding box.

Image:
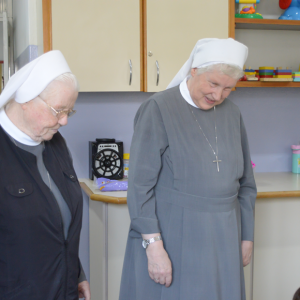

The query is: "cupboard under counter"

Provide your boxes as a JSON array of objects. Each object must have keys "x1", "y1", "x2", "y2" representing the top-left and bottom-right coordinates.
[{"x1": 80, "y1": 172, "x2": 300, "y2": 300}]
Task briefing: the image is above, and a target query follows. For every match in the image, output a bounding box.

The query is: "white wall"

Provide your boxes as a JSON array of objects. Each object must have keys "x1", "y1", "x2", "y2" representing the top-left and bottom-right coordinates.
[
  {"x1": 13, "y1": 0, "x2": 29, "y2": 58},
  {"x1": 13, "y1": 0, "x2": 43, "y2": 60},
  {"x1": 35, "y1": 0, "x2": 43, "y2": 55},
  {"x1": 0, "y1": 0, "x2": 12, "y2": 61},
  {"x1": 28, "y1": 0, "x2": 43, "y2": 54},
  {"x1": 0, "y1": 22, "x2": 3, "y2": 60}
]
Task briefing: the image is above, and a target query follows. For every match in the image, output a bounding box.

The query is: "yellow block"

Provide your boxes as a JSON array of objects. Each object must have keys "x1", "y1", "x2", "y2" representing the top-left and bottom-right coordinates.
[
  {"x1": 274, "y1": 75, "x2": 292, "y2": 78},
  {"x1": 260, "y1": 78, "x2": 293, "y2": 82},
  {"x1": 238, "y1": 0, "x2": 257, "y2": 3},
  {"x1": 245, "y1": 72, "x2": 256, "y2": 75},
  {"x1": 259, "y1": 66, "x2": 274, "y2": 70}
]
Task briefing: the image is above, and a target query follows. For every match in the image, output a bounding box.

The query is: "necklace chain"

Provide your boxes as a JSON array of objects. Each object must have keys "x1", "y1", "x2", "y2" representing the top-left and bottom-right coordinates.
[{"x1": 188, "y1": 105, "x2": 222, "y2": 172}]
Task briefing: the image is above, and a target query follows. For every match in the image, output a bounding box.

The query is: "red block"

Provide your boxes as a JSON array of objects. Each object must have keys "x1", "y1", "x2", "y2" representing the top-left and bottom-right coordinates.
[{"x1": 274, "y1": 72, "x2": 292, "y2": 75}]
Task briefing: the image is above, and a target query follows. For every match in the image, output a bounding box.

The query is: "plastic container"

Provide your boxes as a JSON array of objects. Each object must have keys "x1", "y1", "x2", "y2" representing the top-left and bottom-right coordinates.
[
  {"x1": 123, "y1": 153, "x2": 130, "y2": 178},
  {"x1": 291, "y1": 145, "x2": 300, "y2": 174}
]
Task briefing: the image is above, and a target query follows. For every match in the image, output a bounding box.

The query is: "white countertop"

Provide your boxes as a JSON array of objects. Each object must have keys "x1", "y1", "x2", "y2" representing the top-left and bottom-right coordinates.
[
  {"x1": 79, "y1": 178, "x2": 127, "y2": 203},
  {"x1": 79, "y1": 172, "x2": 300, "y2": 203},
  {"x1": 254, "y1": 172, "x2": 300, "y2": 193},
  {"x1": 79, "y1": 178, "x2": 128, "y2": 197}
]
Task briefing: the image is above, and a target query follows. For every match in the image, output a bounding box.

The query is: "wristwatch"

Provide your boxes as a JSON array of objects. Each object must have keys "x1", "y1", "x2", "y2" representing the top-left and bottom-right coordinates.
[{"x1": 142, "y1": 236, "x2": 162, "y2": 249}]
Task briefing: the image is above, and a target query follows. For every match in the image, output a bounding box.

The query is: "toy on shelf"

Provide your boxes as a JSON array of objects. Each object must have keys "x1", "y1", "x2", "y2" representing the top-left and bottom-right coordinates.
[
  {"x1": 244, "y1": 67, "x2": 259, "y2": 80},
  {"x1": 259, "y1": 66, "x2": 274, "y2": 79},
  {"x1": 235, "y1": 0, "x2": 263, "y2": 19},
  {"x1": 274, "y1": 67, "x2": 293, "y2": 78},
  {"x1": 259, "y1": 67, "x2": 293, "y2": 81},
  {"x1": 292, "y1": 72, "x2": 300, "y2": 81},
  {"x1": 279, "y1": 0, "x2": 300, "y2": 20},
  {"x1": 239, "y1": 74, "x2": 248, "y2": 81}
]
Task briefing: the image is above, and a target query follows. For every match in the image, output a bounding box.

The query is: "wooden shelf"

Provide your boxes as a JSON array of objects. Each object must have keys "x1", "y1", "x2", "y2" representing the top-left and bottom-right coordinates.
[
  {"x1": 235, "y1": 18, "x2": 300, "y2": 30},
  {"x1": 229, "y1": 1, "x2": 300, "y2": 88},
  {"x1": 236, "y1": 81, "x2": 300, "y2": 88}
]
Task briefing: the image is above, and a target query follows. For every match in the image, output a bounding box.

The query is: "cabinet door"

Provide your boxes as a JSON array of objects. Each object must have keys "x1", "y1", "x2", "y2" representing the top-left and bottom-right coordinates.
[
  {"x1": 146, "y1": 0, "x2": 228, "y2": 92},
  {"x1": 52, "y1": 0, "x2": 140, "y2": 92}
]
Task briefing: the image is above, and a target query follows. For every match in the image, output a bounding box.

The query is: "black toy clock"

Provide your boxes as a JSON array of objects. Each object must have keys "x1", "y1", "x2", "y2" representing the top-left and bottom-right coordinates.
[{"x1": 89, "y1": 138, "x2": 123, "y2": 180}]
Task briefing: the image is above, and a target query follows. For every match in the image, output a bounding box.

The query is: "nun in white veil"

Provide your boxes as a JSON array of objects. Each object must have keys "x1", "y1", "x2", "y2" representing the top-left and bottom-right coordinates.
[
  {"x1": 119, "y1": 38, "x2": 256, "y2": 300},
  {"x1": 0, "y1": 51, "x2": 90, "y2": 300}
]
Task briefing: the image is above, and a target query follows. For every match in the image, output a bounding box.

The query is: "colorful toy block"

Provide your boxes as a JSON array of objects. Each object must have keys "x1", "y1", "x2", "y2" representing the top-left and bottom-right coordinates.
[
  {"x1": 259, "y1": 66, "x2": 274, "y2": 70},
  {"x1": 274, "y1": 75, "x2": 293, "y2": 78},
  {"x1": 274, "y1": 72, "x2": 293, "y2": 75},
  {"x1": 260, "y1": 78, "x2": 293, "y2": 81},
  {"x1": 292, "y1": 72, "x2": 300, "y2": 81},
  {"x1": 275, "y1": 69, "x2": 292, "y2": 73}
]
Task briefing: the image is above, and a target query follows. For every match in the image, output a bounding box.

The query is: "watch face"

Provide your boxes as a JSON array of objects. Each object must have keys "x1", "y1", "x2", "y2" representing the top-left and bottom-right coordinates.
[{"x1": 142, "y1": 240, "x2": 148, "y2": 249}]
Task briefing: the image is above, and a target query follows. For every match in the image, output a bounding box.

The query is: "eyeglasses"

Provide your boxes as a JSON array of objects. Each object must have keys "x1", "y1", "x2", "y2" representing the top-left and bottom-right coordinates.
[
  {"x1": 45, "y1": 102, "x2": 76, "y2": 119},
  {"x1": 37, "y1": 95, "x2": 76, "y2": 119}
]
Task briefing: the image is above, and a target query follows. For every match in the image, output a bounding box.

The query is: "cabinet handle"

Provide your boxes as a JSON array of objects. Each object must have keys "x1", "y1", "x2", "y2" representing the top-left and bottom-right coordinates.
[
  {"x1": 129, "y1": 59, "x2": 132, "y2": 86},
  {"x1": 156, "y1": 60, "x2": 159, "y2": 86}
]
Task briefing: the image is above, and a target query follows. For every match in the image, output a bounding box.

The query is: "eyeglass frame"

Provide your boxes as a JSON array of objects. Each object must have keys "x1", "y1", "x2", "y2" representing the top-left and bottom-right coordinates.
[{"x1": 38, "y1": 95, "x2": 76, "y2": 119}]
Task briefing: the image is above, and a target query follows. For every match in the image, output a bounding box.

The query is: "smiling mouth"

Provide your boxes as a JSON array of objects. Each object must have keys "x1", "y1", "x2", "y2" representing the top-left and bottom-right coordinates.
[{"x1": 205, "y1": 97, "x2": 216, "y2": 104}]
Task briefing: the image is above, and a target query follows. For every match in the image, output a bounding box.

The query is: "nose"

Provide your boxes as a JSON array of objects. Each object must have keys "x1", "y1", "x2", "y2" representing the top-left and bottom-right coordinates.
[
  {"x1": 212, "y1": 87, "x2": 223, "y2": 101},
  {"x1": 58, "y1": 114, "x2": 68, "y2": 126}
]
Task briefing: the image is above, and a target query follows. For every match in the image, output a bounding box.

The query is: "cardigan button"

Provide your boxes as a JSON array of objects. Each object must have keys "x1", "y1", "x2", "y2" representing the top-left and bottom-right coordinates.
[
  {"x1": 18, "y1": 188, "x2": 25, "y2": 194},
  {"x1": 70, "y1": 175, "x2": 74, "y2": 179}
]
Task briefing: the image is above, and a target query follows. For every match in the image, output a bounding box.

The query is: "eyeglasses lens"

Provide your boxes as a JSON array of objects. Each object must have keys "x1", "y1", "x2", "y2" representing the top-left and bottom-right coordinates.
[{"x1": 57, "y1": 110, "x2": 76, "y2": 119}]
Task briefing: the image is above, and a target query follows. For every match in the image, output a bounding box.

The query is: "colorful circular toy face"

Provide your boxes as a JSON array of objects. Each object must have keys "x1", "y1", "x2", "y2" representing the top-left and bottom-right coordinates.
[{"x1": 279, "y1": 0, "x2": 292, "y2": 9}]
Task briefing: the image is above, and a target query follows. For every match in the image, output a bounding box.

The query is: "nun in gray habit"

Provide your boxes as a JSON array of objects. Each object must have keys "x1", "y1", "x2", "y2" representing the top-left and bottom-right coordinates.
[{"x1": 119, "y1": 38, "x2": 257, "y2": 300}]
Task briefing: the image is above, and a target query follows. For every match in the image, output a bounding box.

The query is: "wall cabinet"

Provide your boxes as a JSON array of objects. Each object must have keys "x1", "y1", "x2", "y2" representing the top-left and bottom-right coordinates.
[
  {"x1": 51, "y1": 0, "x2": 230, "y2": 92},
  {"x1": 145, "y1": 0, "x2": 229, "y2": 92},
  {"x1": 52, "y1": 0, "x2": 140, "y2": 92}
]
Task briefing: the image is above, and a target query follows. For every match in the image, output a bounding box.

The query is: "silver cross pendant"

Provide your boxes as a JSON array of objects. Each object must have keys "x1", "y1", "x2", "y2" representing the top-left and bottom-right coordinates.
[{"x1": 213, "y1": 156, "x2": 222, "y2": 172}]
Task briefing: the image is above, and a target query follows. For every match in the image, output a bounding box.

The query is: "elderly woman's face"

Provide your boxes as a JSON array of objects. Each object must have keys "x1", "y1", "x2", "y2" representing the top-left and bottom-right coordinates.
[
  {"x1": 21, "y1": 81, "x2": 78, "y2": 142},
  {"x1": 187, "y1": 68, "x2": 238, "y2": 110}
]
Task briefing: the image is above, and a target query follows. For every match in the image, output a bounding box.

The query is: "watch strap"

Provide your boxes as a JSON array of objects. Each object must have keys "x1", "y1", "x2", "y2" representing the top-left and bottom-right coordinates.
[{"x1": 142, "y1": 235, "x2": 162, "y2": 249}]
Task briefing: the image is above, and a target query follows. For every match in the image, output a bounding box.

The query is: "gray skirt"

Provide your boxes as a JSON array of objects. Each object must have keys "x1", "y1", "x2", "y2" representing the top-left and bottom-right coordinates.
[{"x1": 119, "y1": 186, "x2": 245, "y2": 300}]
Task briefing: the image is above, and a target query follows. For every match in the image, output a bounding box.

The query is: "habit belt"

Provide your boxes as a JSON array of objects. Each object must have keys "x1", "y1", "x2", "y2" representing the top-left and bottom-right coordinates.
[{"x1": 155, "y1": 185, "x2": 238, "y2": 213}]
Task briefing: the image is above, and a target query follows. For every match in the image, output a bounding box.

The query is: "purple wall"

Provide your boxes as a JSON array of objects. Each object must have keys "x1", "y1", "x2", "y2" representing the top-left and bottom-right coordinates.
[
  {"x1": 59, "y1": 88, "x2": 300, "y2": 280},
  {"x1": 230, "y1": 88, "x2": 300, "y2": 173}
]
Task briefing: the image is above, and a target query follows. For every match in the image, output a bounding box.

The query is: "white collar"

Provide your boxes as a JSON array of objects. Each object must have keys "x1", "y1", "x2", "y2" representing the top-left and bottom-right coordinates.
[
  {"x1": 179, "y1": 77, "x2": 199, "y2": 108},
  {"x1": 0, "y1": 108, "x2": 41, "y2": 146}
]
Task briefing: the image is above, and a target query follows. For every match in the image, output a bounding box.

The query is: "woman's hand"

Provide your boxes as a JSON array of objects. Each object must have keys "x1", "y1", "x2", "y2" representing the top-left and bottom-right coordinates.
[
  {"x1": 142, "y1": 234, "x2": 172, "y2": 287},
  {"x1": 78, "y1": 280, "x2": 91, "y2": 300},
  {"x1": 241, "y1": 240, "x2": 253, "y2": 267}
]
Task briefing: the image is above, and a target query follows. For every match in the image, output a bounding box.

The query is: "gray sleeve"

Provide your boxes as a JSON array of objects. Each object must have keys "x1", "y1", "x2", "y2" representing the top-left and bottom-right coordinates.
[
  {"x1": 62, "y1": 140, "x2": 87, "y2": 283},
  {"x1": 127, "y1": 99, "x2": 169, "y2": 237},
  {"x1": 63, "y1": 138, "x2": 87, "y2": 282},
  {"x1": 238, "y1": 115, "x2": 257, "y2": 242},
  {"x1": 78, "y1": 259, "x2": 87, "y2": 283}
]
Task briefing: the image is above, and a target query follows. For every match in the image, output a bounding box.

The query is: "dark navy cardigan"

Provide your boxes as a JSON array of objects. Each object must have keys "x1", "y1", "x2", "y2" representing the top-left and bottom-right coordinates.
[{"x1": 0, "y1": 126, "x2": 83, "y2": 300}]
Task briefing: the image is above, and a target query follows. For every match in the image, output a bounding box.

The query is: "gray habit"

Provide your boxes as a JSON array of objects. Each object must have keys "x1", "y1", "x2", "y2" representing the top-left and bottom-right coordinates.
[{"x1": 119, "y1": 86, "x2": 257, "y2": 300}]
